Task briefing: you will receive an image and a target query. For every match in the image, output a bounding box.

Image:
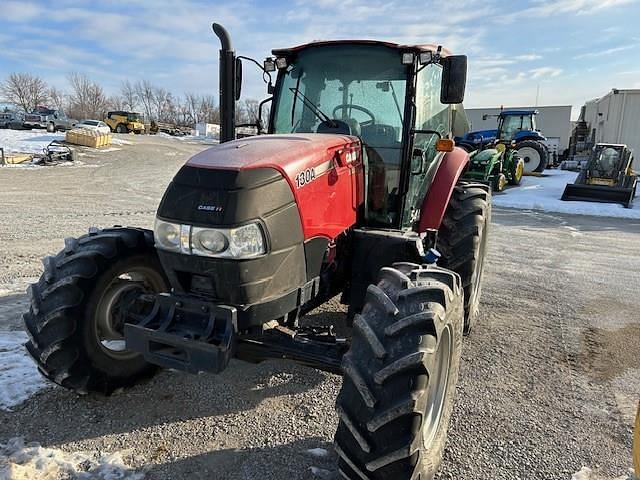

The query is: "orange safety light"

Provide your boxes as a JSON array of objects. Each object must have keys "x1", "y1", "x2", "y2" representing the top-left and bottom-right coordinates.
[{"x1": 436, "y1": 138, "x2": 455, "y2": 152}]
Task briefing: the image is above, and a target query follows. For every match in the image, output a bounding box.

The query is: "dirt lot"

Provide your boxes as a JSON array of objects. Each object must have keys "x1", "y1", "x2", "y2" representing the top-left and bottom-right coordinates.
[{"x1": 0, "y1": 134, "x2": 638, "y2": 479}]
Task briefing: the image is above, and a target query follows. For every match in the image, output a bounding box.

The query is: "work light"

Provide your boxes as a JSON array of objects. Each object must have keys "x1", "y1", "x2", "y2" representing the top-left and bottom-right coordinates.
[{"x1": 402, "y1": 52, "x2": 415, "y2": 65}]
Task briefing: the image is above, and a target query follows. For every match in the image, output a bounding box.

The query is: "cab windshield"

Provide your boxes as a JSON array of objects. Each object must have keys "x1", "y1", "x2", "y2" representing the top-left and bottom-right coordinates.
[
  {"x1": 128, "y1": 113, "x2": 142, "y2": 122},
  {"x1": 499, "y1": 114, "x2": 535, "y2": 141},
  {"x1": 272, "y1": 44, "x2": 409, "y2": 225}
]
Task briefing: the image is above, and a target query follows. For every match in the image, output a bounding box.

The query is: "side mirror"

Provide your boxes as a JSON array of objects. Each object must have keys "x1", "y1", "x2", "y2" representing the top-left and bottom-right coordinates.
[
  {"x1": 235, "y1": 58, "x2": 243, "y2": 101},
  {"x1": 440, "y1": 55, "x2": 467, "y2": 104},
  {"x1": 411, "y1": 148, "x2": 425, "y2": 174}
]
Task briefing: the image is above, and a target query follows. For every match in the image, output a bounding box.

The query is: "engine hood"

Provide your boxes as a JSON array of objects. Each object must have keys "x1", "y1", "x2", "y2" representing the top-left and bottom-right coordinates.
[{"x1": 187, "y1": 133, "x2": 359, "y2": 188}]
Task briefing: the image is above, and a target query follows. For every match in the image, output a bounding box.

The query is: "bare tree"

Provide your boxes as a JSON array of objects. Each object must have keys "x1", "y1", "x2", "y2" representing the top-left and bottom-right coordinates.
[
  {"x1": 184, "y1": 92, "x2": 201, "y2": 124},
  {"x1": 48, "y1": 86, "x2": 67, "y2": 112},
  {"x1": 243, "y1": 99, "x2": 261, "y2": 123},
  {"x1": 152, "y1": 86, "x2": 175, "y2": 123},
  {"x1": 106, "y1": 95, "x2": 124, "y2": 112},
  {"x1": 199, "y1": 95, "x2": 219, "y2": 124},
  {"x1": 0, "y1": 73, "x2": 49, "y2": 112},
  {"x1": 135, "y1": 80, "x2": 155, "y2": 121},
  {"x1": 120, "y1": 80, "x2": 138, "y2": 111},
  {"x1": 67, "y1": 73, "x2": 108, "y2": 119}
]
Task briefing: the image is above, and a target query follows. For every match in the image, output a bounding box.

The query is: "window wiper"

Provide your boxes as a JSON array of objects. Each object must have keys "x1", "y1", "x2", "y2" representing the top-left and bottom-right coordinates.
[
  {"x1": 289, "y1": 87, "x2": 336, "y2": 127},
  {"x1": 291, "y1": 72, "x2": 302, "y2": 126}
]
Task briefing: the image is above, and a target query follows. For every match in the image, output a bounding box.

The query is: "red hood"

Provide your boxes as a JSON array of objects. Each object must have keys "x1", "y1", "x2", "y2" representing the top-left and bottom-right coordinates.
[
  {"x1": 186, "y1": 133, "x2": 364, "y2": 241},
  {"x1": 188, "y1": 133, "x2": 356, "y2": 168}
]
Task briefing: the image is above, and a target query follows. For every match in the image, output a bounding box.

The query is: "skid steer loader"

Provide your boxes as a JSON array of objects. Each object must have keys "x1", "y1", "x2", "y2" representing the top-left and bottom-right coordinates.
[
  {"x1": 24, "y1": 23, "x2": 491, "y2": 479},
  {"x1": 561, "y1": 143, "x2": 637, "y2": 208}
]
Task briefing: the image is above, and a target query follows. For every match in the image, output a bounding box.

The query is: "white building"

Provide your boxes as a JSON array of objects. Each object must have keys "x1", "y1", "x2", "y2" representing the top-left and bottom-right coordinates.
[
  {"x1": 581, "y1": 89, "x2": 640, "y2": 156},
  {"x1": 465, "y1": 105, "x2": 573, "y2": 153},
  {"x1": 195, "y1": 122, "x2": 220, "y2": 138}
]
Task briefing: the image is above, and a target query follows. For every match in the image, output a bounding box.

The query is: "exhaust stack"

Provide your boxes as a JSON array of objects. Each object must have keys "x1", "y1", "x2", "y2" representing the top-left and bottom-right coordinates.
[{"x1": 212, "y1": 23, "x2": 236, "y2": 143}]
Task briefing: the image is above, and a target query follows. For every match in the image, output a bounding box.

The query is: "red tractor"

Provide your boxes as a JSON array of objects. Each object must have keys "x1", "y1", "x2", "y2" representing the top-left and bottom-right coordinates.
[{"x1": 24, "y1": 23, "x2": 491, "y2": 479}]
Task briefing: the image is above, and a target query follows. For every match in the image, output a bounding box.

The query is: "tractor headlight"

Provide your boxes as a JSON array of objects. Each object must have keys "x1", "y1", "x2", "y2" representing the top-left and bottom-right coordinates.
[
  {"x1": 154, "y1": 219, "x2": 181, "y2": 252},
  {"x1": 192, "y1": 228, "x2": 228, "y2": 254},
  {"x1": 227, "y1": 223, "x2": 266, "y2": 258},
  {"x1": 155, "y1": 219, "x2": 267, "y2": 259}
]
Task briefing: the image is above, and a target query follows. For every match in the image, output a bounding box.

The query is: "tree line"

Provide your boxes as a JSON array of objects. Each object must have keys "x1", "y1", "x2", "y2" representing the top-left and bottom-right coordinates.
[{"x1": 0, "y1": 72, "x2": 261, "y2": 126}]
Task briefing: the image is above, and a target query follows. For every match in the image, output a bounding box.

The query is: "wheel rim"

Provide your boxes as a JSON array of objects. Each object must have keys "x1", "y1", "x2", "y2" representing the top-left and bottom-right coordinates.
[
  {"x1": 94, "y1": 267, "x2": 165, "y2": 359},
  {"x1": 515, "y1": 161, "x2": 524, "y2": 182},
  {"x1": 469, "y1": 217, "x2": 488, "y2": 314},
  {"x1": 517, "y1": 146, "x2": 541, "y2": 173},
  {"x1": 422, "y1": 325, "x2": 453, "y2": 446}
]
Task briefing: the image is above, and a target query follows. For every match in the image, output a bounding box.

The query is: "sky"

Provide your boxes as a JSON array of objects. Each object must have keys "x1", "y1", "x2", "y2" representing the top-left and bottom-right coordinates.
[{"x1": 1, "y1": 0, "x2": 639, "y2": 119}]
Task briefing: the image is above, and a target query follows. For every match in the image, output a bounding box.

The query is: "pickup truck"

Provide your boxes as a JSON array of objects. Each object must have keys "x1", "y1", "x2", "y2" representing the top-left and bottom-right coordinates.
[{"x1": 24, "y1": 108, "x2": 77, "y2": 132}]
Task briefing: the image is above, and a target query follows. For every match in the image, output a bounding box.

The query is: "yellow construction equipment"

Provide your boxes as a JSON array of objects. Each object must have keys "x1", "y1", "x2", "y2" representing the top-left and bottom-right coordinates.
[{"x1": 104, "y1": 111, "x2": 145, "y2": 134}]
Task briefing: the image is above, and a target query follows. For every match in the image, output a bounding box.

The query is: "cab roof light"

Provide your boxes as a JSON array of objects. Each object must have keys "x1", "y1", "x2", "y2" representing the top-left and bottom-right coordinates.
[
  {"x1": 419, "y1": 51, "x2": 433, "y2": 65},
  {"x1": 263, "y1": 57, "x2": 276, "y2": 72},
  {"x1": 401, "y1": 52, "x2": 415, "y2": 65}
]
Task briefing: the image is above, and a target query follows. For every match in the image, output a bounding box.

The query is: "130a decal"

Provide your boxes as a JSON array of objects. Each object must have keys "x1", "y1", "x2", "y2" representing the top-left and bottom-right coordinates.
[{"x1": 295, "y1": 168, "x2": 316, "y2": 188}]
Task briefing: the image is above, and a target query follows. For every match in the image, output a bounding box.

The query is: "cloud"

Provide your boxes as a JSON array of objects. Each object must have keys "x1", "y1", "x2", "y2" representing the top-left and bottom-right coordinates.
[
  {"x1": 3, "y1": 1, "x2": 42, "y2": 22},
  {"x1": 573, "y1": 44, "x2": 637, "y2": 59},
  {"x1": 504, "y1": 0, "x2": 635, "y2": 20},
  {"x1": 530, "y1": 67, "x2": 563, "y2": 79},
  {"x1": 515, "y1": 54, "x2": 543, "y2": 61}
]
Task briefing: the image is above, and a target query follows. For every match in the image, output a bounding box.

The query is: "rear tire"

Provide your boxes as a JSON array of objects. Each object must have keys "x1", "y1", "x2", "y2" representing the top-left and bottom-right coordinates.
[
  {"x1": 46, "y1": 123, "x2": 55, "y2": 133},
  {"x1": 24, "y1": 227, "x2": 168, "y2": 394},
  {"x1": 335, "y1": 264, "x2": 464, "y2": 480},
  {"x1": 116, "y1": 124, "x2": 127, "y2": 133},
  {"x1": 516, "y1": 140, "x2": 548, "y2": 173},
  {"x1": 437, "y1": 183, "x2": 491, "y2": 334}
]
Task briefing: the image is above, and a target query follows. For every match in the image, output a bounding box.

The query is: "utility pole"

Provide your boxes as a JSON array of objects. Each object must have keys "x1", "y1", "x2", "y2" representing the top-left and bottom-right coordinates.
[{"x1": 535, "y1": 84, "x2": 540, "y2": 107}]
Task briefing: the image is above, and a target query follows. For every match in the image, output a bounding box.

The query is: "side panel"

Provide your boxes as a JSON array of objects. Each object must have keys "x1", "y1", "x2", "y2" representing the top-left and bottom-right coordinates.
[
  {"x1": 417, "y1": 147, "x2": 469, "y2": 231},
  {"x1": 291, "y1": 146, "x2": 363, "y2": 240}
]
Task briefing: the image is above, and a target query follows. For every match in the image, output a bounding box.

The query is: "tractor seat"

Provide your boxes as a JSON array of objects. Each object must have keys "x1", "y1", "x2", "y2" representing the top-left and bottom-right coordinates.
[{"x1": 316, "y1": 118, "x2": 361, "y2": 137}]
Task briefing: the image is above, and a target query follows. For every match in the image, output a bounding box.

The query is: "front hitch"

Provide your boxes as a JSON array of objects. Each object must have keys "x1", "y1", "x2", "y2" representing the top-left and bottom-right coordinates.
[{"x1": 124, "y1": 293, "x2": 237, "y2": 374}]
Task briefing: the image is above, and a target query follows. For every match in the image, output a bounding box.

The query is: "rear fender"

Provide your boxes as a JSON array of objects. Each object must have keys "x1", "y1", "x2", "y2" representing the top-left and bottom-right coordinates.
[
  {"x1": 417, "y1": 147, "x2": 469, "y2": 231},
  {"x1": 514, "y1": 131, "x2": 546, "y2": 143}
]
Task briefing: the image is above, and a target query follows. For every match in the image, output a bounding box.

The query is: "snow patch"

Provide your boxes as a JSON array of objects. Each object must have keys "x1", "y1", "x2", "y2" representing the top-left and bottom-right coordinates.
[
  {"x1": 111, "y1": 137, "x2": 132, "y2": 145},
  {"x1": 306, "y1": 448, "x2": 329, "y2": 458},
  {"x1": 309, "y1": 465, "x2": 333, "y2": 478},
  {"x1": 0, "y1": 129, "x2": 65, "y2": 154},
  {"x1": 0, "y1": 331, "x2": 49, "y2": 410},
  {"x1": 571, "y1": 466, "x2": 635, "y2": 480},
  {"x1": 0, "y1": 437, "x2": 145, "y2": 479},
  {"x1": 493, "y1": 170, "x2": 640, "y2": 219}
]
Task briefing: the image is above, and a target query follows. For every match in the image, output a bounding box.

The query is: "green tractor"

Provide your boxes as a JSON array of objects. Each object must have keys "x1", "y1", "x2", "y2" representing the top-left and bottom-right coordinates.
[{"x1": 463, "y1": 142, "x2": 524, "y2": 192}]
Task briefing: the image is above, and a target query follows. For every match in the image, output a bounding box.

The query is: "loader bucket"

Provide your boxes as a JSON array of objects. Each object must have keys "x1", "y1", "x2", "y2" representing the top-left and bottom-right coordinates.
[{"x1": 561, "y1": 183, "x2": 636, "y2": 208}]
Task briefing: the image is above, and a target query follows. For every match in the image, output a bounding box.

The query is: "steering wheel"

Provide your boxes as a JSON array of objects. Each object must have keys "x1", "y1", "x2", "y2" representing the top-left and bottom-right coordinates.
[{"x1": 332, "y1": 104, "x2": 376, "y2": 126}]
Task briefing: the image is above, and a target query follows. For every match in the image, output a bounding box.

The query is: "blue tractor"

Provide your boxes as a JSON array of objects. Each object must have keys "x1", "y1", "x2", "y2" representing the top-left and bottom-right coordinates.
[{"x1": 456, "y1": 109, "x2": 549, "y2": 173}]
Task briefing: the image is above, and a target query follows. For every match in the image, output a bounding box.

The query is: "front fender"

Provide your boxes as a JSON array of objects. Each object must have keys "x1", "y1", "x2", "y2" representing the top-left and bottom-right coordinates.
[{"x1": 417, "y1": 147, "x2": 469, "y2": 231}]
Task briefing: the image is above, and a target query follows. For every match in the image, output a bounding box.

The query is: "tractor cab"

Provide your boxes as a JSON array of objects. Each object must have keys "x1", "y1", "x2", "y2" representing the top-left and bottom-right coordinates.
[
  {"x1": 262, "y1": 41, "x2": 467, "y2": 229},
  {"x1": 496, "y1": 109, "x2": 541, "y2": 143}
]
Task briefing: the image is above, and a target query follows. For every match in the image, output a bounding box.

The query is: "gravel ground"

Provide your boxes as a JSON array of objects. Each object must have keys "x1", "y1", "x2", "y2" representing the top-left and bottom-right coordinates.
[{"x1": 0, "y1": 133, "x2": 637, "y2": 479}]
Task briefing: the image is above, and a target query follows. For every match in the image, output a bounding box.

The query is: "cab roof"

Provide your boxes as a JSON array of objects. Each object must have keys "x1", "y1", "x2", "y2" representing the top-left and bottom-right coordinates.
[
  {"x1": 500, "y1": 109, "x2": 538, "y2": 116},
  {"x1": 272, "y1": 40, "x2": 452, "y2": 57}
]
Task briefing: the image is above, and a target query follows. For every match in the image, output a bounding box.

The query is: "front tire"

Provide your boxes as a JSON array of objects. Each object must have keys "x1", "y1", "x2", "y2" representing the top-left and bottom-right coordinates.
[
  {"x1": 24, "y1": 227, "x2": 168, "y2": 394},
  {"x1": 437, "y1": 183, "x2": 491, "y2": 334},
  {"x1": 335, "y1": 264, "x2": 464, "y2": 480}
]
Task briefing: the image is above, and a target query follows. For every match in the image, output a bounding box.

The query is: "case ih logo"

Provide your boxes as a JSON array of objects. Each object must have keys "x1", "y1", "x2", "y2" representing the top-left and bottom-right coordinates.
[{"x1": 197, "y1": 205, "x2": 224, "y2": 212}]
